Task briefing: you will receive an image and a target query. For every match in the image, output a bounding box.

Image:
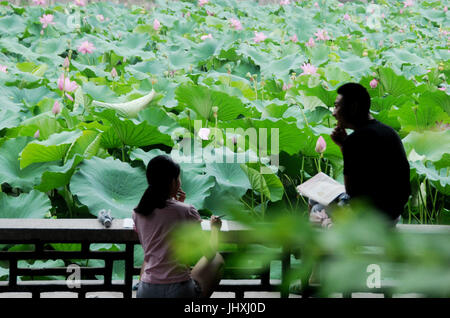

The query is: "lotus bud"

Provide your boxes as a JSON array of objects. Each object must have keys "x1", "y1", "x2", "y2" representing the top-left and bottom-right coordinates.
[
  {"x1": 232, "y1": 135, "x2": 237, "y2": 145},
  {"x1": 212, "y1": 106, "x2": 219, "y2": 118},
  {"x1": 370, "y1": 78, "x2": 378, "y2": 89},
  {"x1": 34, "y1": 129, "x2": 40, "y2": 139},
  {"x1": 52, "y1": 101, "x2": 61, "y2": 115},
  {"x1": 63, "y1": 57, "x2": 70, "y2": 68},
  {"x1": 315, "y1": 136, "x2": 326, "y2": 153},
  {"x1": 111, "y1": 67, "x2": 118, "y2": 78}
]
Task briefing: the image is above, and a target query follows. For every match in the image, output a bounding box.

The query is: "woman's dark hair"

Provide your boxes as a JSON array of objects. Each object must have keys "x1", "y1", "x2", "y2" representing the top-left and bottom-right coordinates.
[
  {"x1": 134, "y1": 155, "x2": 181, "y2": 216},
  {"x1": 337, "y1": 82, "x2": 371, "y2": 125}
]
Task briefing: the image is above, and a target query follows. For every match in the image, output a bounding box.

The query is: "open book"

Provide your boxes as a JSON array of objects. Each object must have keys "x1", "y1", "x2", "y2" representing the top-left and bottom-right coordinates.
[{"x1": 296, "y1": 172, "x2": 346, "y2": 206}]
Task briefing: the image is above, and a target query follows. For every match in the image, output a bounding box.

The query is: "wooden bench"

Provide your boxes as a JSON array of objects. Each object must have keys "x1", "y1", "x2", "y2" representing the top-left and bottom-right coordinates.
[{"x1": 0, "y1": 218, "x2": 291, "y2": 298}]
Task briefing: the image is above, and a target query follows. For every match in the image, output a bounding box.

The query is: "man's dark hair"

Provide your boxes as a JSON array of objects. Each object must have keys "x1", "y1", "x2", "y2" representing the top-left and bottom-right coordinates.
[
  {"x1": 134, "y1": 155, "x2": 180, "y2": 216},
  {"x1": 337, "y1": 83, "x2": 371, "y2": 125}
]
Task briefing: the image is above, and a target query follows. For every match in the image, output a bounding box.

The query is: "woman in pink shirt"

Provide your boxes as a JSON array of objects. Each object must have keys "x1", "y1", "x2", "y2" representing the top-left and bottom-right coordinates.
[{"x1": 132, "y1": 155, "x2": 224, "y2": 298}]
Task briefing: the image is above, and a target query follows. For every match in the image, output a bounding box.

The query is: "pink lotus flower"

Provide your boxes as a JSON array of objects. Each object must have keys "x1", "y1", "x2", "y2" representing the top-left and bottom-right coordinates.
[
  {"x1": 338, "y1": 3, "x2": 343, "y2": 7},
  {"x1": 39, "y1": 14, "x2": 56, "y2": 29},
  {"x1": 57, "y1": 74, "x2": 78, "y2": 92},
  {"x1": 305, "y1": 37, "x2": 316, "y2": 47},
  {"x1": 403, "y1": 0, "x2": 413, "y2": 8},
  {"x1": 206, "y1": 10, "x2": 214, "y2": 16},
  {"x1": 32, "y1": 0, "x2": 46, "y2": 5},
  {"x1": 290, "y1": 34, "x2": 298, "y2": 43},
  {"x1": 198, "y1": 0, "x2": 209, "y2": 6},
  {"x1": 52, "y1": 101, "x2": 61, "y2": 115},
  {"x1": 74, "y1": 0, "x2": 86, "y2": 6},
  {"x1": 343, "y1": 13, "x2": 350, "y2": 21},
  {"x1": 186, "y1": 12, "x2": 191, "y2": 18},
  {"x1": 34, "y1": 130, "x2": 40, "y2": 138},
  {"x1": 300, "y1": 63, "x2": 318, "y2": 76},
  {"x1": 153, "y1": 18, "x2": 161, "y2": 31},
  {"x1": 253, "y1": 31, "x2": 267, "y2": 43},
  {"x1": 230, "y1": 18, "x2": 243, "y2": 31},
  {"x1": 201, "y1": 33, "x2": 213, "y2": 40},
  {"x1": 198, "y1": 128, "x2": 210, "y2": 140},
  {"x1": 399, "y1": 9, "x2": 404, "y2": 14},
  {"x1": 438, "y1": 87, "x2": 446, "y2": 91},
  {"x1": 370, "y1": 79, "x2": 378, "y2": 89},
  {"x1": 315, "y1": 136, "x2": 326, "y2": 153},
  {"x1": 63, "y1": 57, "x2": 70, "y2": 68},
  {"x1": 111, "y1": 67, "x2": 118, "y2": 78},
  {"x1": 314, "y1": 2, "x2": 319, "y2": 8},
  {"x1": 0, "y1": 65, "x2": 7, "y2": 73},
  {"x1": 280, "y1": 0, "x2": 290, "y2": 5},
  {"x1": 381, "y1": 13, "x2": 385, "y2": 18},
  {"x1": 444, "y1": 6, "x2": 448, "y2": 12},
  {"x1": 77, "y1": 41, "x2": 95, "y2": 54},
  {"x1": 314, "y1": 29, "x2": 330, "y2": 41},
  {"x1": 96, "y1": 14, "x2": 105, "y2": 22}
]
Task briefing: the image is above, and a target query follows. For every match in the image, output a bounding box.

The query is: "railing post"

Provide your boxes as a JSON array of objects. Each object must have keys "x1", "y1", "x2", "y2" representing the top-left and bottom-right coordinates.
[
  {"x1": 280, "y1": 245, "x2": 291, "y2": 298},
  {"x1": 123, "y1": 243, "x2": 134, "y2": 298}
]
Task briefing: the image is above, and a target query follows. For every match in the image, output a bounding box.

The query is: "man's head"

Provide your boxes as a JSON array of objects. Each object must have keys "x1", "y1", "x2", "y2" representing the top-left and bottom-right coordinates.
[{"x1": 333, "y1": 83, "x2": 371, "y2": 128}]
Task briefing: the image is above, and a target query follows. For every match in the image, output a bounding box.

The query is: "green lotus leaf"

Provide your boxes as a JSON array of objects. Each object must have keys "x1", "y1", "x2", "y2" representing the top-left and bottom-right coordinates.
[
  {"x1": 402, "y1": 130, "x2": 450, "y2": 163},
  {"x1": 65, "y1": 130, "x2": 102, "y2": 162},
  {"x1": 18, "y1": 113, "x2": 64, "y2": 140},
  {"x1": 336, "y1": 55, "x2": 372, "y2": 80},
  {"x1": 0, "y1": 137, "x2": 53, "y2": 191},
  {"x1": 0, "y1": 108, "x2": 22, "y2": 131},
  {"x1": 418, "y1": 91, "x2": 450, "y2": 117},
  {"x1": 138, "y1": 107, "x2": 180, "y2": 136},
  {"x1": 378, "y1": 68, "x2": 418, "y2": 97},
  {"x1": 205, "y1": 162, "x2": 251, "y2": 198},
  {"x1": 410, "y1": 161, "x2": 449, "y2": 196},
  {"x1": 220, "y1": 118, "x2": 306, "y2": 156},
  {"x1": 0, "y1": 15, "x2": 26, "y2": 35},
  {"x1": 70, "y1": 156, "x2": 148, "y2": 218},
  {"x1": 392, "y1": 101, "x2": 449, "y2": 134},
  {"x1": 82, "y1": 82, "x2": 121, "y2": 103},
  {"x1": 262, "y1": 54, "x2": 305, "y2": 82},
  {"x1": 96, "y1": 109, "x2": 173, "y2": 148},
  {"x1": 240, "y1": 163, "x2": 283, "y2": 202},
  {"x1": 308, "y1": 44, "x2": 330, "y2": 67},
  {"x1": 19, "y1": 130, "x2": 83, "y2": 169},
  {"x1": 35, "y1": 154, "x2": 84, "y2": 192},
  {"x1": 175, "y1": 84, "x2": 249, "y2": 121},
  {"x1": 0, "y1": 190, "x2": 51, "y2": 218},
  {"x1": 204, "y1": 182, "x2": 248, "y2": 216},
  {"x1": 31, "y1": 38, "x2": 68, "y2": 57},
  {"x1": 179, "y1": 170, "x2": 215, "y2": 210}
]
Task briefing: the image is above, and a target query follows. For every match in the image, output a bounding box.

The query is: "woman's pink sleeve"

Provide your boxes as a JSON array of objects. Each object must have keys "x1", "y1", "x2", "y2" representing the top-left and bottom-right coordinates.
[{"x1": 187, "y1": 205, "x2": 202, "y2": 222}]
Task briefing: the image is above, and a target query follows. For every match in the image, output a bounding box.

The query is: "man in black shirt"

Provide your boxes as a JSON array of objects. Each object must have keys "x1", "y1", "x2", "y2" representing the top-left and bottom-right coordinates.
[{"x1": 330, "y1": 83, "x2": 411, "y2": 224}]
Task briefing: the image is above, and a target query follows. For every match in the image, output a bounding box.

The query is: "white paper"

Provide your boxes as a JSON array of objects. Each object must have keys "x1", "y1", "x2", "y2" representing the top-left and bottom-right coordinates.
[
  {"x1": 296, "y1": 172, "x2": 345, "y2": 206},
  {"x1": 123, "y1": 218, "x2": 134, "y2": 229},
  {"x1": 201, "y1": 220, "x2": 229, "y2": 231}
]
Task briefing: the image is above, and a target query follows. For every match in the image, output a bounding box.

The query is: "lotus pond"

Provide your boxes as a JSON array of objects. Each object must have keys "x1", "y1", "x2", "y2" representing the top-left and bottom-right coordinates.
[{"x1": 0, "y1": 0, "x2": 449, "y2": 282}]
